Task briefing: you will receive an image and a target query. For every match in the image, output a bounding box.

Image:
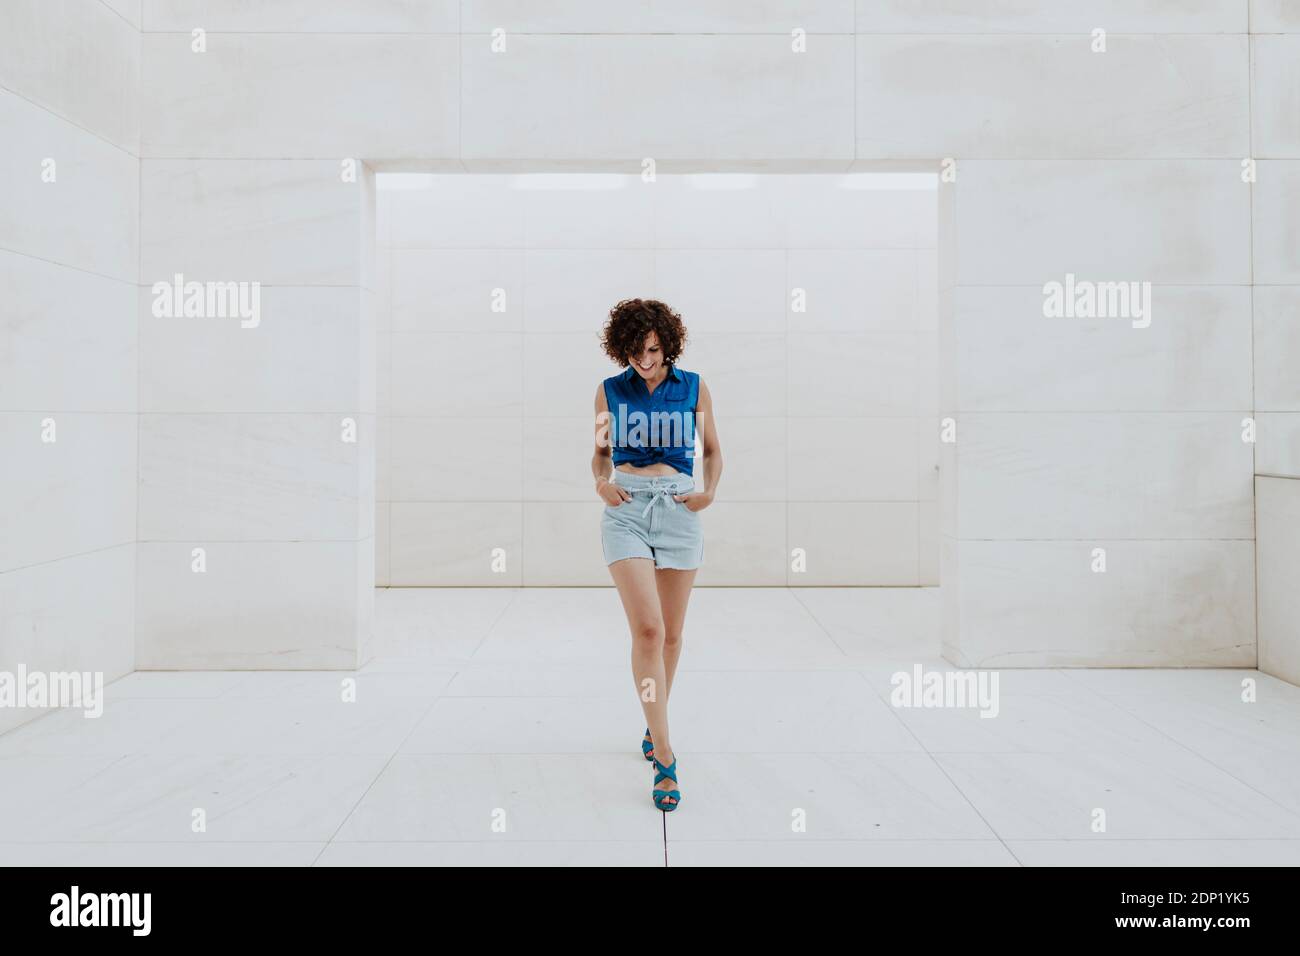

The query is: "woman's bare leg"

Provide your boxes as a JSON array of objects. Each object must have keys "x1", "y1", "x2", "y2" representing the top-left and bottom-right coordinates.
[
  {"x1": 655, "y1": 567, "x2": 697, "y2": 701},
  {"x1": 609, "y1": 558, "x2": 678, "y2": 806}
]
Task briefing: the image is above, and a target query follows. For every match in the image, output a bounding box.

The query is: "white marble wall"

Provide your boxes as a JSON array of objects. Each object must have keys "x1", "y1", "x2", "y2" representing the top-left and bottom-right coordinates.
[
  {"x1": 116, "y1": 1, "x2": 1293, "y2": 670},
  {"x1": 135, "y1": 160, "x2": 376, "y2": 668},
  {"x1": 1250, "y1": 4, "x2": 1300, "y2": 687},
  {"x1": 1256, "y1": 477, "x2": 1300, "y2": 686},
  {"x1": 375, "y1": 172, "x2": 938, "y2": 587},
  {"x1": 0, "y1": 0, "x2": 140, "y2": 732},
  {"x1": 931, "y1": 15, "x2": 1259, "y2": 668}
]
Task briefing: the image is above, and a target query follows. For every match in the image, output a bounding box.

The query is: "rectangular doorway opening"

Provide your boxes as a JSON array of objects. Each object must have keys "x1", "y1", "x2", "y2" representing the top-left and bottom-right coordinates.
[{"x1": 372, "y1": 171, "x2": 940, "y2": 588}]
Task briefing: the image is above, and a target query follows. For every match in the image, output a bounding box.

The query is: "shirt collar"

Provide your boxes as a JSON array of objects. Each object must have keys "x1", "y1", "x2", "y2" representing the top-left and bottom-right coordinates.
[{"x1": 623, "y1": 364, "x2": 684, "y2": 384}]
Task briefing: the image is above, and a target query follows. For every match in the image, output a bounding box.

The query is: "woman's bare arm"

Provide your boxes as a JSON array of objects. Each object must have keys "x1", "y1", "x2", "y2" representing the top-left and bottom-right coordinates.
[
  {"x1": 593, "y1": 384, "x2": 630, "y2": 504},
  {"x1": 677, "y1": 378, "x2": 722, "y2": 510}
]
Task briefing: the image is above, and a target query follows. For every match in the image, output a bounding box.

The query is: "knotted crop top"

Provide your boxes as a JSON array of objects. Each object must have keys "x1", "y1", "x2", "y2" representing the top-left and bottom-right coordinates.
[{"x1": 602, "y1": 364, "x2": 700, "y2": 476}]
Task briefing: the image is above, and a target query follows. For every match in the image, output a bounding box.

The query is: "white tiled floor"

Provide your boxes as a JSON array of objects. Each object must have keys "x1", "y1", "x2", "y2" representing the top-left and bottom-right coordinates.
[{"x1": 2, "y1": 587, "x2": 1300, "y2": 867}]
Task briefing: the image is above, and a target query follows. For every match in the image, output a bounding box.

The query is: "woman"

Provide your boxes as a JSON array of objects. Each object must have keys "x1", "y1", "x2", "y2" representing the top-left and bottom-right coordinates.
[{"x1": 592, "y1": 298, "x2": 722, "y2": 813}]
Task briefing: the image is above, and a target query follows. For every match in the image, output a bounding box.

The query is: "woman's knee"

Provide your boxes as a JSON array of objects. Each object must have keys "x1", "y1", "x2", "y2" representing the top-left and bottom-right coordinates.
[{"x1": 632, "y1": 618, "x2": 666, "y2": 647}]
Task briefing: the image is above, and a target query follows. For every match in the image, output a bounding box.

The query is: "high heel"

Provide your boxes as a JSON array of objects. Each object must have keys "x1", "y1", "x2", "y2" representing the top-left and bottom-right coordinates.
[
  {"x1": 642, "y1": 727, "x2": 655, "y2": 762},
  {"x1": 652, "y1": 755, "x2": 681, "y2": 811}
]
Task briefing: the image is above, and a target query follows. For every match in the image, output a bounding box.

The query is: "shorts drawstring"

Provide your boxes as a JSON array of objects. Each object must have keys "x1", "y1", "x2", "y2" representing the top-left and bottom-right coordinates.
[
  {"x1": 639, "y1": 483, "x2": 682, "y2": 518},
  {"x1": 613, "y1": 476, "x2": 689, "y2": 518}
]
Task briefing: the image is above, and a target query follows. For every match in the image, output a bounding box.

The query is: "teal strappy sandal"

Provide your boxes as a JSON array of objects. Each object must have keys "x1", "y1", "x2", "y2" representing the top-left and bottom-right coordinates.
[
  {"x1": 652, "y1": 755, "x2": 681, "y2": 811},
  {"x1": 642, "y1": 727, "x2": 655, "y2": 762}
]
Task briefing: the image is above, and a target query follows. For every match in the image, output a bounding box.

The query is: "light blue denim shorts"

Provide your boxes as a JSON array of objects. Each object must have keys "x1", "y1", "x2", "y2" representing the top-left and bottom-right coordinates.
[{"x1": 601, "y1": 470, "x2": 704, "y2": 570}]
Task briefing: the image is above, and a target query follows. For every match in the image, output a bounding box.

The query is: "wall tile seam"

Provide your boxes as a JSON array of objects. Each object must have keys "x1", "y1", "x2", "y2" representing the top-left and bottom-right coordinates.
[
  {"x1": 135, "y1": 283, "x2": 375, "y2": 289},
  {"x1": 136, "y1": 538, "x2": 374, "y2": 544},
  {"x1": 856, "y1": 32, "x2": 1258, "y2": 38},
  {"x1": 382, "y1": 503, "x2": 938, "y2": 509},
  {"x1": 944, "y1": 536, "x2": 1256, "y2": 542},
  {"x1": 0, "y1": 248, "x2": 141, "y2": 288},
  {"x1": 950, "y1": 283, "x2": 1262, "y2": 287},
  {"x1": 95, "y1": 0, "x2": 139, "y2": 29},
  {"x1": 0, "y1": 540, "x2": 137, "y2": 576},
  {"x1": 381, "y1": 245, "x2": 939, "y2": 251},
  {"x1": 1, "y1": 1, "x2": 141, "y2": 154},
  {"x1": 949, "y1": 410, "x2": 1259, "y2": 415},
  {"x1": 139, "y1": 30, "x2": 464, "y2": 37},
  {"x1": 879, "y1": 156, "x2": 1257, "y2": 161},
  {"x1": 139, "y1": 31, "x2": 864, "y2": 37},
  {"x1": 136, "y1": 411, "x2": 379, "y2": 416},
  {"x1": 386, "y1": 332, "x2": 924, "y2": 338},
  {"x1": 951, "y1": 410, "x2": 1257, "y2": 415},
  {"x1": 136, "y1": 281, "x2": 372, "y2": 293},
  {"x1": 0, "y1": 84, "x2": 141, "y2": 161},
  {"x1": 918, "y1": 158, "x2": 1257, "y2": 162},
  {"x1": 378, "y1": 414, "x2": 937, "y2": 420},
  {"x1": 3, "y1": 407, "x2": 141, "y2": 414},
  {"x1": 135, "y1": 31, "x2": 1290, "y2": 37},
  {"x1": 154, "y1": 154, "x2": 1292, "y2": 162},
  {"x1": 384, "y1": 253, "x2": 935, "y2": 260},
  {"x1": 382, "y1": 413, "x2": 912, "y2": 418}
]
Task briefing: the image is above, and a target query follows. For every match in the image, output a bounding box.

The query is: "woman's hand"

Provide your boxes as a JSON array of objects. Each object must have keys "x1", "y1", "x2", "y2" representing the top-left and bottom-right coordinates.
[
  {"x1": 597, "y1": 476, "x2": 631, "y2": 507},
  {"x1": 673, "y1": 491, "x2": 714, "y2": 512}
]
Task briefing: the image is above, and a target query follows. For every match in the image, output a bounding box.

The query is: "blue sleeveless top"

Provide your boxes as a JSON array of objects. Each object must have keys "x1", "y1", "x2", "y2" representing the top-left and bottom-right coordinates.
[{"x1": 603, "y1": 365, "x2": 699, "y2": 475}]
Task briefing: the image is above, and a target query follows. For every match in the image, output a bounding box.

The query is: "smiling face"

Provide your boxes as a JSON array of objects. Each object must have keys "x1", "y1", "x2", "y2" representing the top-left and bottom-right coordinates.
[
  {"x1": 628, "y1": 332, "x2": 665, "y2": 380},
  {"x1": 600, "y1": 298, "x2": 687, "y2": 377}
]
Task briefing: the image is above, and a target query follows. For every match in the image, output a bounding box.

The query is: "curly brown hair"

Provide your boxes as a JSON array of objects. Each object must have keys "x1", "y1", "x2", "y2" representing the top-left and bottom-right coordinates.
[{"x1": 600, "y1": 298, "x2": 688, "y2": 368}]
